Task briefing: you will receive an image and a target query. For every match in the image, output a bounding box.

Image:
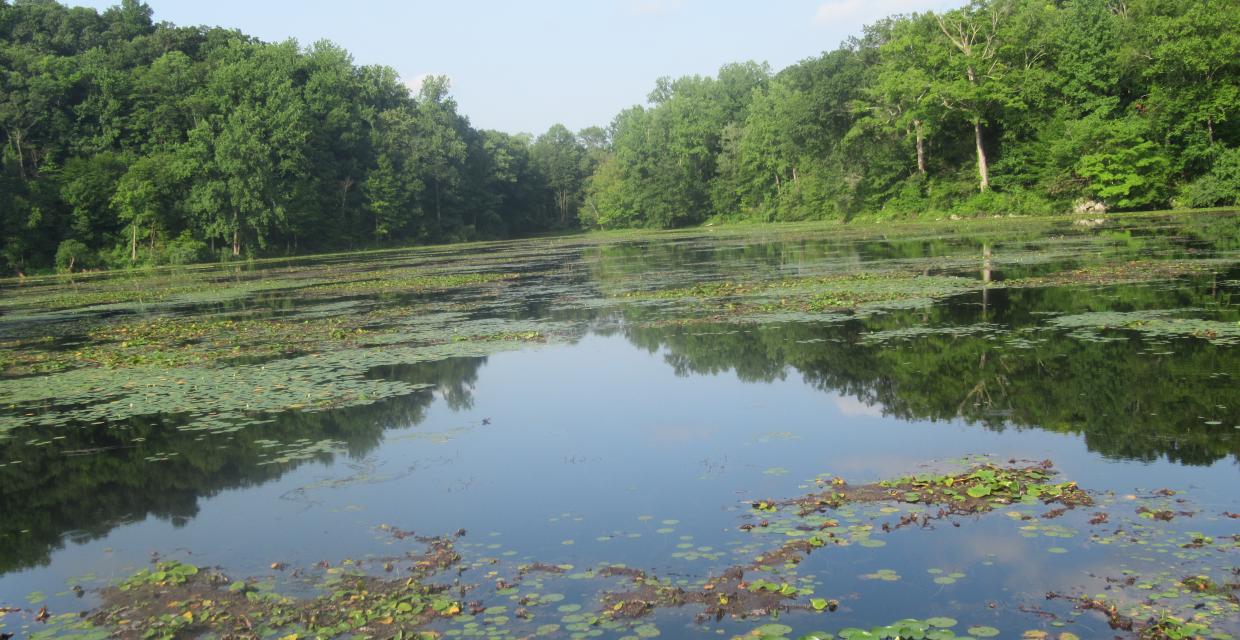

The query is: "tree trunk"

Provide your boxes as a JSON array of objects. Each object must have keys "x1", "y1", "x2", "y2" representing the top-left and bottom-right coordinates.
[
  {"x1": 588, "y1": 197, "x2": 601, "y2": 222},
  {"x1": 914, "y1": 120, "x2": 926, "y2": 174},
  {"x1": 9, "y1": 129, "x2": 26, "y2": 179},
  {"x1": 232, "y1": 210, "x2": 240, "y2": 257},
  {"x1": 973, "y1": 119, "x2": 990, "y2": 192},
  {"x1": 340, "y1": 175, "x2": 353, "y2": 211},
  {"x1": 1207, "y1": 117, "x2": 1215, "y2": 146},
  {"x1": 131, "y1": 224, "x2": 137, "y2": 262}
]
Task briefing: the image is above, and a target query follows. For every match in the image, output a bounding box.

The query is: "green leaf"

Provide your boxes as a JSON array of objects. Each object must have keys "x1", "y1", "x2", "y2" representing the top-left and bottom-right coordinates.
[
  {"x1": 754, "y1": 624, "x2": 792, "y2": 637},
  {"x1": 966, "y1": 485, "x2": 992, "y2": 498}
]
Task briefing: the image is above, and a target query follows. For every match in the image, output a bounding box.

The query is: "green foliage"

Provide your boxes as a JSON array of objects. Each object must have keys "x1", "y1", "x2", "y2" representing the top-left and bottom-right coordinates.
[
  {"x1": 54, "y1": 238, "x2": 97, "y2": 272},
  {"x1": 948, "y1": 187, "x2": 1057, "y2": 217},
  {"x1": 531, "y1": 123, "x2": 587, "y2": 227},
  {"x1": 163, "y1": 232, "x2": 208, "y2": 265},
  {"x1": 875, "y1": 464, "x2": 1087, "y2": 507},
  {"x1": 584, "y1": 0, "x2": 1238, "y2": 227},
  {"x1": 591, "y1": 63, "x2": 770, "y2": 229},
  {"x1": 1179, "y1": 146, "x2": 1240, "y2": 207},
  {"x1": 119, "y1": 561, "x2": 200, "y2": 591},
  {"x1": 0, "y1": 3, "x2": 590, "y2": 274},
  {"x1": 1075, "y1": 118, "x2": 1172, "y2": 209},
  {"x1": 832, "y1": 617, "x2": 962, "y2": 639},
  {"x1": 1, "y1": 0, "x2": 1237, "y2": 269}
]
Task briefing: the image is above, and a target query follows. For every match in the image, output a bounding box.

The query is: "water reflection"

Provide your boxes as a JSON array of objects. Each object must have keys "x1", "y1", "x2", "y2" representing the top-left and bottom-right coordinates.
[
  {"x1": 5, "y1": 280, "x2": 1236, "y2": 575},
  {"x1": 618, "y1": 284, "x2": 1239, "y2": 467},
  {"x1": 0, "y1": 356, "x2": 487, "y2": 574},
  {"x1": 1, "y1": 212, "x2": 1237, "y2": 612}
]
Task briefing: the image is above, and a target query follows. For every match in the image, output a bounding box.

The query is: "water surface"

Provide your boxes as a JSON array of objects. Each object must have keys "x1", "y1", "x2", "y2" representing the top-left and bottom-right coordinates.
[{"x1": 1, "y1": 213, "x2": 1238, "y2": 639}]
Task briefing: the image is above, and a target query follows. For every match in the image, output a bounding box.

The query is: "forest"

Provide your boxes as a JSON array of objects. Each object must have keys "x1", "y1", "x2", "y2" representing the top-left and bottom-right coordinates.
[{"x1": 2, "y1": 0, "x2": 1238, "y2": 274}]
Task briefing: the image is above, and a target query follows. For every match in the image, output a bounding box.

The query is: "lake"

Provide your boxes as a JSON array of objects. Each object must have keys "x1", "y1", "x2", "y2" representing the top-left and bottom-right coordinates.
[{"x1": 1, "y1": 213, "x2": 1238, "y2": 639}]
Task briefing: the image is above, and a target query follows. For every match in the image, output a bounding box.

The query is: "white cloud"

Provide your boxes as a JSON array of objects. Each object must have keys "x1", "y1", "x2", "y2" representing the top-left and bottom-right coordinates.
[
  {"x1": 833, "y1": 395, "x2": 886, "y2": 418},
  {"x1": 402, "y1": 73, "x2": 452, "y2": 95},
  {"x1": 402, "y1": 73, "x2": 430, "y2": 94},
  {"x1": 627, "y1": 0, "x2": 683, "y2": 16},
  {"x1": 813, "y1": 0, "x2": 957, "y2": 30}
]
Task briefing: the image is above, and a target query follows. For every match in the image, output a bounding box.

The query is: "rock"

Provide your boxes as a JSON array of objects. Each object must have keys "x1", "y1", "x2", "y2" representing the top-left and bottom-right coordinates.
[{"x1": 1073, "y1": 198, "x2": 1108, "y2": 214}]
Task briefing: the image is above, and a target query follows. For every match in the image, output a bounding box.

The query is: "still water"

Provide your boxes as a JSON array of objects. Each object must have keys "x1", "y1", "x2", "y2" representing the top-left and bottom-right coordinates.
[{"x1": 1, "y1": 214, "x2": 1238, "y2": 639}]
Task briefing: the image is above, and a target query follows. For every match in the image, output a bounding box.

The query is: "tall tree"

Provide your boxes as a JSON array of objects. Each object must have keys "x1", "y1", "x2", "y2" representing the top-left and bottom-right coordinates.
[
  {"x1": 531, "y1": 124, "x2": 585, "y2": 226},
  {"x1": 864, "y1": 14, "x2": 943, "y2": 175},
  {"x1": 412, "y1": 75, "x2": 466, "y2": 235},
  {"x1": 1131, "y1": 0, "x2": 1240, "y2": 172},
  {"x1": 930, "y1": 0, "x2": 1018, "y2": 191}
]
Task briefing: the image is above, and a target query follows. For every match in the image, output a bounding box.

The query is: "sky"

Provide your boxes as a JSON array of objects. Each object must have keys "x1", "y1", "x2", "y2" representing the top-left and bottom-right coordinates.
[{"x1": 68, "y1": 0, "x2": 966, "y2": 135}]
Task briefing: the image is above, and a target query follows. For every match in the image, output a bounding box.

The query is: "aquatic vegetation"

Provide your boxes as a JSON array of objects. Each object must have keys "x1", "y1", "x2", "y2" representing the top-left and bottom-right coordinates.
[
  {"x1": 1048, "y1": 309, "x2": 1240, "y2": 345},
  {"x1": 1, "y1": 270, "x2": 527, "y2": 378},
  {"x1": 1004, "y1": 259, "x2": 1228, "y2": 289},
  {"x1": 303, "y1": 269, "x2": 519, "y2": 297},
  {"x1": 597, "y1": 463, "x2": 1094, "y2": 628},
  {"x1": 0, "y1": 337, "x2": 547, "y2": 440},
  {"x1": 90, "y1": 536, "x2": 467, "y2": 639},
  {"x1": 779, "y1": 463, "x2": 1093, "y2": 516},
  {"x1": 859, "y1": 324, "x2": 999, "y2": 345},
  {"x1": 117, "y1": 560, "x2": 200, "y2": 590},
  {"x1": 619, "y1": 273, "x2": 984, "y2": 317},
  {"x1": 0, "y1": 273, "x2": 314, "y2": 316},
  {"x1": 2, "y1": 213, "x2": 1239, "y2": 640},
  {"x1": 10, "y1": 458, "x2": 1230, "y2": 640},
  {"x1": 798, "y1": 616, "x2": 976, "y2": 640}
]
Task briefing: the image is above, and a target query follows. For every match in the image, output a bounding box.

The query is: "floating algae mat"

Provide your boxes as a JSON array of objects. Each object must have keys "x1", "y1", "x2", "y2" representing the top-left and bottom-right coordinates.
[{"x1": 1, "y1": 212, "x2": 1239, "y2": 639}]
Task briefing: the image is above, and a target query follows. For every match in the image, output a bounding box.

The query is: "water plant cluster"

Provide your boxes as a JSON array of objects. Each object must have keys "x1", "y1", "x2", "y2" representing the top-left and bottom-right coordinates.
[
  {"x1": 24, "y1": 460, "x2": 1228, "y2": 640},
  {"x1": 90, "y1": 538, "x2": 467, "y2": 639}
]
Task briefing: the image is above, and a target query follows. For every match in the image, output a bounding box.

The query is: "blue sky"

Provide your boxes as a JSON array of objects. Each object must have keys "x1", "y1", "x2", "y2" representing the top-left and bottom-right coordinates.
[{"x1": 69, "y1": 0, "x2": 965, "y2": 135}]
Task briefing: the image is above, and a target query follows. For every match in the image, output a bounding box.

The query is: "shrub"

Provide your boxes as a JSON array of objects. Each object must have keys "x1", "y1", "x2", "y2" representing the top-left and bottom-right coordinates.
[
  {"x1": 949, "y1": 188, "x2": 1056, "y2": 217},
  {"x1": 1178, "y1": 147, "x2": 1240, "y2": 208},
  {"x1": 54, "y1": 239, "x2": 99, "y2": 273},
  {"x1": 162, "y1": 232, "x2": 210, "y2": 265},
  {"x1": 1074, "y1": 117, "x2": 1172, "y2": 210}
]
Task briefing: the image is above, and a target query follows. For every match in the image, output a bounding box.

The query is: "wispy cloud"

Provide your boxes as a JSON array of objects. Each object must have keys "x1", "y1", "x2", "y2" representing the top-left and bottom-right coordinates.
[
  {"x1": 813, "y1": 0, "x2": 956, "y2": 29},
  {"x1": 833, "y1": 395, "x2": 886, "y2": 418},
  {"x1": 402, "y1": 73, "x2": 449, "y2": 95},
  {"x1": 627, "y1": 0, "x2": 683, "y2": 17}
]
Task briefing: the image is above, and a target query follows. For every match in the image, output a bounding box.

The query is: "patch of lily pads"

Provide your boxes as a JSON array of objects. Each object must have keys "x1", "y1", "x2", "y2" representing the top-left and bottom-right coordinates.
[
  {"x1": 5, "y1": 456, "x2": 1231, "y2": 640},
  {"x1": 1048, "y1": 309, "x2": 1240, "y2": 345}
]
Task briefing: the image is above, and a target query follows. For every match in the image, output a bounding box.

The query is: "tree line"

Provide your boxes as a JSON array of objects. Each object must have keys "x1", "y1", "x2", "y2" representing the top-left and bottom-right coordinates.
[
  {"x1": 584, "y1": 0, "x2": 1239, "y2": 228},
  {"x1": 2, "y1": 0, "x2": 1238, "y2": 274},
  {"x1": 0, "y1": 0, "x2": 605, "y2": 273}
]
